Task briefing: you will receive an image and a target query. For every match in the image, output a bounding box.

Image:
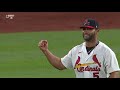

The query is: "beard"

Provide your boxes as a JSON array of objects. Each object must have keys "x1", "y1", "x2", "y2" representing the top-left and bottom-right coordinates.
[{"x1": 83, "y1": 32, "x2": 95, "y2": 42}]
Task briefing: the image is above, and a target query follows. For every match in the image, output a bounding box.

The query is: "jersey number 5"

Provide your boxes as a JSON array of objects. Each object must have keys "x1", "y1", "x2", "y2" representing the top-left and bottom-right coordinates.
[{"x1": 93, "y1": 72, "x2": 99, "y2": 78}]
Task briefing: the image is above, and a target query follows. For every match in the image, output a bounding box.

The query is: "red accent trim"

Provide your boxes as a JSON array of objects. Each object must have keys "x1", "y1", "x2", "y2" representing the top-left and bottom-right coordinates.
[{"x1": 80, "y1": 26, "x2": 94, "y2": 29}]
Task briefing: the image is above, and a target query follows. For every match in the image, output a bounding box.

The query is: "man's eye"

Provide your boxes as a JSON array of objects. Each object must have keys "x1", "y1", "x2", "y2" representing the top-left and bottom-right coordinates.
[
  {"x1": 89, "y1": 28, "x2": 93, "y2": 30},
  {"x1": 83, "y1": 28, "x2": 87, "y2": 30}
]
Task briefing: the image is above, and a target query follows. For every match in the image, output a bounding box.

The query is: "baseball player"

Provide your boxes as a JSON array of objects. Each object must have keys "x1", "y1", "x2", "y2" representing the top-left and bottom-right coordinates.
[{"x1": 38, "y1": 18, "x2": 120, "y2": 78}]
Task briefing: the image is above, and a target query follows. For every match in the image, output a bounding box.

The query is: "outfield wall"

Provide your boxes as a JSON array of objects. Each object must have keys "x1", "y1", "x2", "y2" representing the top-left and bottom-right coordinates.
[{"x1": 0, "y1": 12, "x2": 120, "y2": 33}]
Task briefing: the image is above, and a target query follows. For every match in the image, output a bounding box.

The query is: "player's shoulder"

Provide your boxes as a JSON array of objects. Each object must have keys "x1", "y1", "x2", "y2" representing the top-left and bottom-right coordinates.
[
  {"x1": 99, "y1": 41, "x2": 115, "y2": 53},
  {"x1": 71, "y1": 42, "x2": 84, "y2": 51}
]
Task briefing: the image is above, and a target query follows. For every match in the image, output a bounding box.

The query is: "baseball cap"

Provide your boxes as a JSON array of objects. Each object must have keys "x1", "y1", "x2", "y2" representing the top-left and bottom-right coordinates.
[{"x1": 80, "y1": 18, "x2": 99, "y2": 29}]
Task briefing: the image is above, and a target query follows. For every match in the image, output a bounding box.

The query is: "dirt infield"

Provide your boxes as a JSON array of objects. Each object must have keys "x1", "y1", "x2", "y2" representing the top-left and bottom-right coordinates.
[{"x1": 0, "y1": 12, "x2": 120, "y2": 33}]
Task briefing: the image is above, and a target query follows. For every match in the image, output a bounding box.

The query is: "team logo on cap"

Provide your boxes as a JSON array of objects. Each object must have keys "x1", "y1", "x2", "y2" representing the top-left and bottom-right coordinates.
[{"x1": 84, "y1": 20, "x2": 90, "y2": 26}]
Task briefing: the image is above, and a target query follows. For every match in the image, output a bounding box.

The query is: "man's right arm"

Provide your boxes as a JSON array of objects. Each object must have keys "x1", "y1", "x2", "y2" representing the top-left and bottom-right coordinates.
[{"x1": 38, "y1": 40, "x2": 66, "y2": 70}]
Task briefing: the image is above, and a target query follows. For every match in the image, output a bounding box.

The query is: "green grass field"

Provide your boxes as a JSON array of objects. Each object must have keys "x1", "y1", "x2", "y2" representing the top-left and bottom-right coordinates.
[{"x1": 0, "y1": 29, "x2": 120, "y2": 78}]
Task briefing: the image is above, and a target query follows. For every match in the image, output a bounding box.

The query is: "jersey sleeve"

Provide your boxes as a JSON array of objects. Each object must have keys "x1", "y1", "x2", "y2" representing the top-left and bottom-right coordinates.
[
  {"x1": 61, "y1": 49, "x2": 73, "y2": 69},
  {"x1": 104, "y1": 49, "x2": 120, "y2": 74}
]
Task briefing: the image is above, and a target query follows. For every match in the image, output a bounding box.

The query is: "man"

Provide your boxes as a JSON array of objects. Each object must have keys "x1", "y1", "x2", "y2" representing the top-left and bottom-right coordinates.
[{"x1": 38, "y1": 18, "x2": 120, "y2": 78}]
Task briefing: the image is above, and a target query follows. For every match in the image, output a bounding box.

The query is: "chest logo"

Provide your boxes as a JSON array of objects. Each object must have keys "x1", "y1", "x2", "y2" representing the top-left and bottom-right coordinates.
[{"x1": 74, "y1": 55, "x2": 101, "y2": 72}]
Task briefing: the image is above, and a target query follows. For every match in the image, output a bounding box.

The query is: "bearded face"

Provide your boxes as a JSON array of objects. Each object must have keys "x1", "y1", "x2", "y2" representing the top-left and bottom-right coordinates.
[{"x1": 82, "y1": 28, "x2": 96, "y2": 42}]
